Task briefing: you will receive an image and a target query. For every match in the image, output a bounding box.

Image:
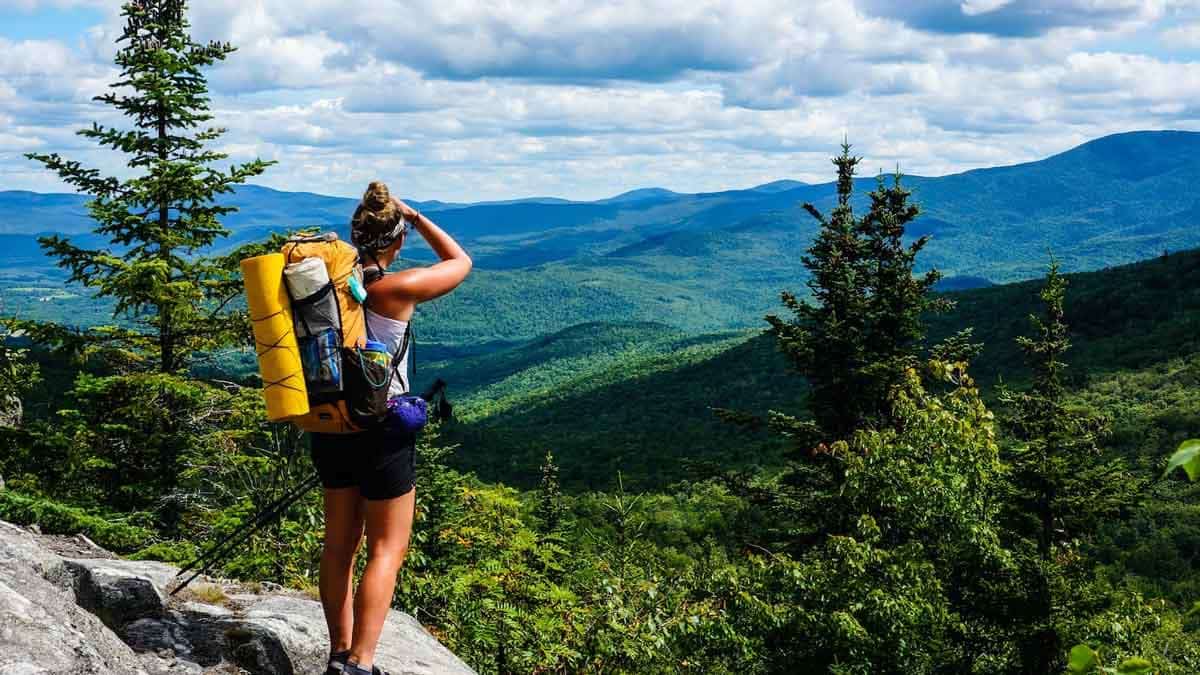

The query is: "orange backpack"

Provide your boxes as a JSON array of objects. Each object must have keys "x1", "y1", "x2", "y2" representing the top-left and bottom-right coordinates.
[{"x1": 281, "y1": 234, "x2": 382, "y2": 434}]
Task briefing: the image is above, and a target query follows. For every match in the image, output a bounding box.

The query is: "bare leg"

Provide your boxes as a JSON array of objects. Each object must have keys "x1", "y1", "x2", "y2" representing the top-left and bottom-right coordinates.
[
  {"x1": 319, "y1": 487, "x2": 365, "y2": 654},
  {"x1": 348, "y1": 488, "x2": 416, "y2": 669}
]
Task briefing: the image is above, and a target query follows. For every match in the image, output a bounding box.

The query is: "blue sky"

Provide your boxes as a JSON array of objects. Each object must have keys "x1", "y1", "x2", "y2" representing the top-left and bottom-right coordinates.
[{"x1": 1, "y1": 0, "x2": 1199, "y2": 201}]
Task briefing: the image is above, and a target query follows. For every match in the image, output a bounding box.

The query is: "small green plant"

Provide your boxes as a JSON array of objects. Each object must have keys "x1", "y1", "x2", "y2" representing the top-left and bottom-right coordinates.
[
  {"x1": 1163, "y1": 439, "x2": 1200, "y2": 481},
  {"x1": 0, "y1": 491, "x2": 155, "y2": 552},
  {"x1": 1067, "y1": 645, "x2": 1153, "y2": 674}
]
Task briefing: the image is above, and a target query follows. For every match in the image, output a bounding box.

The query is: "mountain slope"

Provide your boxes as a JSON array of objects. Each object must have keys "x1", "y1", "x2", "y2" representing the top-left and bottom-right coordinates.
[
  {"x1": 6, "y1": 131, "x2": 1198, "y2": 274},
  {"x1": 437, "y1": 246, "x2": 1200, "y2": 490},
  {"x1": 4, "y1": 131, "x2": 1199, "y2": 343}
]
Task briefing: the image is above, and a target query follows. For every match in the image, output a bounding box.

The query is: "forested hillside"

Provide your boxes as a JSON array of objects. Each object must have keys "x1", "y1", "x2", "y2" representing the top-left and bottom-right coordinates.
[{"x1": 429, "y1": 247, "x2": 1200, "y2": 491}]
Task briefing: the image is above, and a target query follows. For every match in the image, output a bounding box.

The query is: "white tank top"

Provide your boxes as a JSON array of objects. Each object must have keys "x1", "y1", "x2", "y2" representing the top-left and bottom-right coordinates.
[{"x1": 364, "y1": 307, "x2": 410, "y2": 398}]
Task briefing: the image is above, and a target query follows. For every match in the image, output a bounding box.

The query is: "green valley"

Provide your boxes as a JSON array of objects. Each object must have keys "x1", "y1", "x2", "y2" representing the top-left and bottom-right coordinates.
[
  {"x1": 421, "y1": 248, "x2": 1200, "y2": 492},
  {"x1": 6, "y1": 2, "x2": 1200, "y2": 672}
]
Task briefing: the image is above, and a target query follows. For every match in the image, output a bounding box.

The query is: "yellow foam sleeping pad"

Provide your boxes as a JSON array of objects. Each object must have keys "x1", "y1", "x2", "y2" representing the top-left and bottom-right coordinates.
[{"x1": 241, "y1": 253, "x2": 310, "y2": 421}]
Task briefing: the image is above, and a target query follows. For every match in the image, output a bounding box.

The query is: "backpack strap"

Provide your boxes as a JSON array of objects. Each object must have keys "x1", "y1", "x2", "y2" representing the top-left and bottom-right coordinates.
[
  {"x1": 386, "y1": 322, "x2": 413, "y2": 394},
  {"x1": 355, "y1": 244, "x2": 416, "y2": 394},
  {"x1": 359, "y1": 246, "x2": 387, "y2": 288}
]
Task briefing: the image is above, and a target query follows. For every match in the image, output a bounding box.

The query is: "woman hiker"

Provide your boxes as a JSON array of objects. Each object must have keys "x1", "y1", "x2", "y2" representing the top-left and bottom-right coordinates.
[{"x1": 312, "y1": 181, "x2": 472, "y2": 675}]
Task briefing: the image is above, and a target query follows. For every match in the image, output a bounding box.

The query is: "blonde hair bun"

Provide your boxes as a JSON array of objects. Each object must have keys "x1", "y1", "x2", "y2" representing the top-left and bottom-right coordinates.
[
  {"x1": 351, "y1": 181, "x2": 405, "y2": 251},
  {"x1": 364, "y1": 181, "x2": 392, "y2": 211}
]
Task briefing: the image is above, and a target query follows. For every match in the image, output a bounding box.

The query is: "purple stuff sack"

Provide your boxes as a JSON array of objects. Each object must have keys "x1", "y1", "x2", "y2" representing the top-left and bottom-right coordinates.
[{"x1": 386, "y1": 395, "x2": 428, "y2": 433}]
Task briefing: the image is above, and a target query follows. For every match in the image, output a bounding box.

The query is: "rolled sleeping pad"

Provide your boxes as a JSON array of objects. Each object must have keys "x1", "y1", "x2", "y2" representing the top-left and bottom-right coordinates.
[
  {"x1": 283, "y1": 256, "x2": 329, "y2": 301},
  {"x1": 241, "y1": 253, "x2": 310, "y2": 421}
]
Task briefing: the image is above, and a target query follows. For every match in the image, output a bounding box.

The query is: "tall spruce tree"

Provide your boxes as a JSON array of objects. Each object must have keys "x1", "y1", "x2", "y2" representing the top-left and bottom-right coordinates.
[
  {"x1": 999, "y1": 260, "x2": 1139, "y2": 674},
  {"x1": 857, "y1": 171, "x2": 954, "y2": 418},
  {"x1": 764, "y1": 144, "x2": 954, "y2": 446},
  {"x1": 728, "y1": 143, "x2": 1012, "y2": 668},
  {"x1": 24, "y1": 0, "x2": 273, "y2": 372},
  {"x1": 766, "y1": 142, "x2": 868, "y2": 442},
  {"x1": 717, "y1": 142, "x2": 974, "y2": 551}
]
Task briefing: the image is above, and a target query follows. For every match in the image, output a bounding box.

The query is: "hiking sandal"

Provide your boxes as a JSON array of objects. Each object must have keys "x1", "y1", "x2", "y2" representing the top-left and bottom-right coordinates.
[
  {"x1": 324, "y1": 649, "x2": 350, "y2": 675},
  {"x1": 342, "y1": 662, "x2": 391, "y2": 675}
]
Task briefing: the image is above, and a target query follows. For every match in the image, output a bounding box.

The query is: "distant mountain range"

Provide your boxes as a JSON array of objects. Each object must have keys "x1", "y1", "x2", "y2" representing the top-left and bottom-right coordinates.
[{"x1": 2, "y1": 130, "x2": 1197, "y2": 341}]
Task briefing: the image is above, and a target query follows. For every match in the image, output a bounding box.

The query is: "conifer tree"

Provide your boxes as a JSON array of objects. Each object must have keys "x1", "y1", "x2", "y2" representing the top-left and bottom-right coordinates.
[
  {"x1": 999, "y1": 260, "x2": 1139, "y2": 674},
  {"x1": 766, "y1": 142, "x2": 868, "y2": 442},
  {"x1": 10, "y1": 0, "x2": 275, "y2": 531},
  {"x1": 719, "y1": 143, "x2": 1013, "y2": 668},
  {"x1": 856, "y1": 171, "x2": 954, "y2": 419},
  {"x1": 23, "y1": 0, "x2": 273, "y2": 372},
  {"x1": 717, "y1": 142, "x2": 971, "y2": 552},
  {"x1": 763, "y1": 144, "x2": 953, "y2": 445},
  {"x1": 537, "y1": 450, "x2": 565, "y2": 532}
]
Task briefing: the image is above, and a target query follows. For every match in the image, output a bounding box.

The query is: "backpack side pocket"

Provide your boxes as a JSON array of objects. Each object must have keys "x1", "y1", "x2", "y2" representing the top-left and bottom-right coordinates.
[
  {"x1": 292, "y1": 282, "x2": 343, "y2": 394},
  {"x1": 342, "y1": 346, "x2": 391, "y2": 428}
]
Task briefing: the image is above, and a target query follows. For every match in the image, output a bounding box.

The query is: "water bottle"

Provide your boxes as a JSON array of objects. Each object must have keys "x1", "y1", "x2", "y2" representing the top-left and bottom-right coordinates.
[{"x1": 361, "y1": 340, "x2": 391, "y2": 370}]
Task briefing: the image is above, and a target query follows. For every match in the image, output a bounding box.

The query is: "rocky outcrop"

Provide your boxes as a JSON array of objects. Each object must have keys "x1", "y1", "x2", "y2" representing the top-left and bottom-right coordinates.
[
  {"x1": 0, "y1": 520, "x2": 476, "y2": 675},
  {"x1": 0, "y1": 521, "x2": 159, "y2": 675}
]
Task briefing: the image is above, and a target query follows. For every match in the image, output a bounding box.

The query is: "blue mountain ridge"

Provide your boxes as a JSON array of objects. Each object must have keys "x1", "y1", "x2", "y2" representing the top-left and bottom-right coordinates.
[{"x1": 1, "y1": 130, "x2": 1197, "y2": 283}]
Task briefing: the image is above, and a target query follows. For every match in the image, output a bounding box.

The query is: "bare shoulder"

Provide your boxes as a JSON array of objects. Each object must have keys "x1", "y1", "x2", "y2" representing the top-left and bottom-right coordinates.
[
  {"x1": 366, "y1": 281, "x2": 417, "y2": 320},
  {"x1": 379, "y1": 259, "x2": 472, "y2": 304}
]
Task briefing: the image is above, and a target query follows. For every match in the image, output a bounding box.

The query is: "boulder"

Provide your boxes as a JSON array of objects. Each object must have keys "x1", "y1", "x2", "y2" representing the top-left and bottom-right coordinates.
[
  {"x1": 65, "y1": 558, "x2": 178, "y2": 631},
  {"x1": 0, "y1": 519, "x2": 476, "y2": 675},
  {"x1": 229, "y1": 595, "x2": 472, "y2": 675},
  {"x1": 0, "y1": 521, "x2": 152, "y2": 675}
]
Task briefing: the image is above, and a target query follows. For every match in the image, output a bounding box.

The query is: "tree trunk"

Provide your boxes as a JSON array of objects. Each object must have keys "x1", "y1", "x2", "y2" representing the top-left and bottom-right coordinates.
[
  {"x1": 156, "y1": 111, "x2": 174, "y2": 373},
  {"x1": 1034, "y1": 480, "x2": 1057, "y2": 674}
]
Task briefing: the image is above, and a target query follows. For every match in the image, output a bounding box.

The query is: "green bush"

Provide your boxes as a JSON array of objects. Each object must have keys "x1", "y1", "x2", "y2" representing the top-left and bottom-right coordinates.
[{"x1": 0, "y1": 490, "x2": 155, "y2": 553}]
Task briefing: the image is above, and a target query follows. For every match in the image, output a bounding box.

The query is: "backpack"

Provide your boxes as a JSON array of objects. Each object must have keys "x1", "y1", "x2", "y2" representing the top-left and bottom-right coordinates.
[{"x1": 280, "y1": 233, "x2": 408, "y2": 434}]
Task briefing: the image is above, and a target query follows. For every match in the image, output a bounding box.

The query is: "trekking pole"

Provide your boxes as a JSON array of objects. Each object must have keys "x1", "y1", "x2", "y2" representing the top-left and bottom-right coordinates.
[
  {"x1": 177, "y1": 472, "x2": 321, "y2": 580},
  {"x1": 170, "y1": 473, "x2": 321, "y2": 596},
  {"x1": 170, "y1": 475, "x2": 318, "y2": 596},
  {"x1": 173, "y1": 472, "x2": 319, "y2": 580}
]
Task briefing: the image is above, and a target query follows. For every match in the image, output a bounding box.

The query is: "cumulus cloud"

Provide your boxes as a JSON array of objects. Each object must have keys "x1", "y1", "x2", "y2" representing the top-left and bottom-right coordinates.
[
  {"x1": 340, "y1": 67, "x2": 455, "y2": 114},
  {"x1": 858, "y1": 0, "x2": 1169, "y2": 37},
  {"x1": 0, "y1": 0, "x2": 109, "y2": 9},
  {"x1": 273, "y1": 0, "x2": 786, "y2": 83},
  {"x1": 2, "y1": 0, "x2": 1199, "y2": 200},
  {"x1": 0, "y1": 37, "x2": 110, "y2": 103},
  {"x1": 1058, "y1": 52, "x2": 1200, "y2": 100}
]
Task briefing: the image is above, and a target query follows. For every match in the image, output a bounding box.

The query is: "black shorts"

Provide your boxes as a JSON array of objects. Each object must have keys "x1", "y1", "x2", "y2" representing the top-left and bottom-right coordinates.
[{"x1": 310, "y1": 426, "x2": 417, "y2": 500}]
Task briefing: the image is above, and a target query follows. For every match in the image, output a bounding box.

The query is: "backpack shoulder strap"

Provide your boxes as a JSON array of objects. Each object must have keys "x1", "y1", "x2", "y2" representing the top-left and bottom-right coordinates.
[
  {"x1": 359, "y1": 246, "x2": 387, "y2": 288},
  {"x1": 385, "y1": 322, "x2": 413, "y2": 394}
]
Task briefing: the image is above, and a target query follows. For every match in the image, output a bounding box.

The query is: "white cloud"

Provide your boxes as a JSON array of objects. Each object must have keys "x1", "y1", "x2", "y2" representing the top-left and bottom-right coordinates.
[
  {"x1": 860, "y1": 0, "x2": 1171, "y2": 37},
  {"x1": 1162, "y1": 21, "x2": 1200, "y2": 47},
  {"x1": 1, "y1": 0, "x2": 1199, "y2": 200},
  {"x1": 0, "y1": 0, "x2": 108, "y2": 9},
  {"x1": 960, "y1": 0, "x2": 1015, "y2": 16},
  {"x1": 0, "y1": 37, "x2": 110, "y2": 102}
]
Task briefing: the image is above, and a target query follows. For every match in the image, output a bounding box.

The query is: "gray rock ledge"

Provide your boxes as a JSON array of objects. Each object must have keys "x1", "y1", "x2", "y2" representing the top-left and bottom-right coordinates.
[{"x1": 0, "y1": 520, "x2": 475, "y2": 675}]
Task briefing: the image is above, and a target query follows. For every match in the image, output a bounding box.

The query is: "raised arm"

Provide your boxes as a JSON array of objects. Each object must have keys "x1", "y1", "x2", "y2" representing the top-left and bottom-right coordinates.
[{"x1": 379, "y1": 200, "x2": 472, "y2": 303}]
